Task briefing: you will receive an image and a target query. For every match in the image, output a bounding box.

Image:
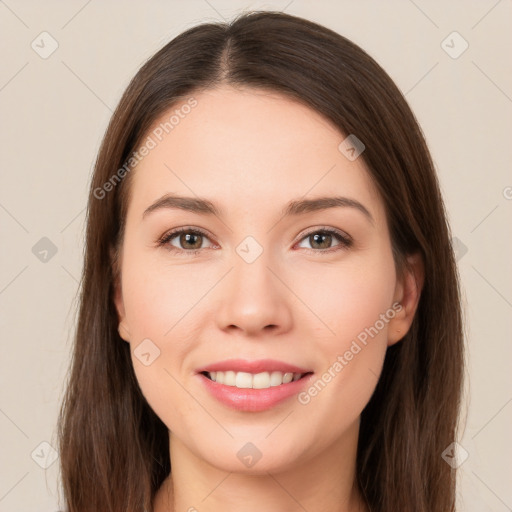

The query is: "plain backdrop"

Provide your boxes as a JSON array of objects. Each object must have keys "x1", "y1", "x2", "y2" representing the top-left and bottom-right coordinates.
[{"x1": 0, "y1": 1, "x2": 511, "y2": 511}]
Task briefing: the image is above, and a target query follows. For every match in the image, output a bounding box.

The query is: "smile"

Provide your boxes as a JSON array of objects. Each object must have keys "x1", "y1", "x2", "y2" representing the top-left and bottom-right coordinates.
[
  {"x1": 202, "y1": 370, "x2": 308, "y2": 389},
  {"x1": 196, "y1": 359, "x2": 314, "y2": 412}
]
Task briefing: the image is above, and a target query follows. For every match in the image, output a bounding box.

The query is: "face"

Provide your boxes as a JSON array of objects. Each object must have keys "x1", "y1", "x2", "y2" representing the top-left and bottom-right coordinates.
[{"x1": 113, "y1": 85, "x2": 420, "y2": 473}]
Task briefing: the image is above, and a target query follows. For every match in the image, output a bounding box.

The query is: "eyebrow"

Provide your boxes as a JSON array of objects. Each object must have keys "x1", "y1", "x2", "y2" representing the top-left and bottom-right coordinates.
[{"x1": 142, "y1": 193, "x2": 374, "y2": 223}]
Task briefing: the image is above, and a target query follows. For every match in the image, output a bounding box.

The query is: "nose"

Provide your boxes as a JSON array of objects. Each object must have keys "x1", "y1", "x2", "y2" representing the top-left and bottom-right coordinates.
[{"x1": 215, "y1": 252, "x2": 293, "y2": 337}]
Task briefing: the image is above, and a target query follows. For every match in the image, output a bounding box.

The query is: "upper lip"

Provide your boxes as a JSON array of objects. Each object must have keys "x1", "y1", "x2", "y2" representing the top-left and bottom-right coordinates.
[{"x1": 196, "y1": 359, "x2": 312, "y2": 374}]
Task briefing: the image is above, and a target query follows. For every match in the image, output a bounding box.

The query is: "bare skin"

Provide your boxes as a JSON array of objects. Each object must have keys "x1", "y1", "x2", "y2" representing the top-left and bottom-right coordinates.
[{"x1": 113, "y1": 85, "x2": 423, "y2": 512}]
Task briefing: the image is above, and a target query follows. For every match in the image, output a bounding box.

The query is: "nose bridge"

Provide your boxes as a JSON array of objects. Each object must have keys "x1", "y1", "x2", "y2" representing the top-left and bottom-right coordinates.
[
  {"x1": 215, "y1": 242, "x2": 291, "y2": 334},
  {"x1": 233, "y1": 246, "x2": 274, "y2": 296}
]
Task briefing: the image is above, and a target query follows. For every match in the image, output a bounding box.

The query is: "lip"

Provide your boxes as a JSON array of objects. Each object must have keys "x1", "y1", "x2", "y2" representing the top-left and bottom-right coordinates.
[
  {"x1": 196, "y1": 358, "x2": 312, "y2": 374},
  {"x1": 195, "y1": 359, "x2": 314, "y2": 412}
]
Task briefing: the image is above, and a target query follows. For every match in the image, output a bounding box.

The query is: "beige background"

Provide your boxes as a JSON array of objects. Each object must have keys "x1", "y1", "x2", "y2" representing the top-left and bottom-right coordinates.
[{"x1": 0, "y1": 1, "x2": 511, "y2": 510}]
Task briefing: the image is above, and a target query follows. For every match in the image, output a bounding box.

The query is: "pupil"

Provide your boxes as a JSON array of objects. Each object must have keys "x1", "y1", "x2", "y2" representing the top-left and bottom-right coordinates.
[
  {"x1": 182, "y1": 233, "x2": 201, "y2": 249},
  {"x1": 312, "y1": 233, "x2": 331, "y2": 249}
]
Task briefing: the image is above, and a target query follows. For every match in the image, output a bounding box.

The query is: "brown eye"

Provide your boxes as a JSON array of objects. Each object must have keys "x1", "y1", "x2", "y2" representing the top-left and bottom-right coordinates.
[
  {"x1": 309, "y1": 232, "x2": 333, "y2": 249},
  {"x1": 158, "y1": 228, "x2": 214, "y2": 254},
  {"x1": 296, "y1": 228, "x2": 352, "y2": 254},
  {"x1": 177, "y1": 232, "x2": 203, "y2": 250}
]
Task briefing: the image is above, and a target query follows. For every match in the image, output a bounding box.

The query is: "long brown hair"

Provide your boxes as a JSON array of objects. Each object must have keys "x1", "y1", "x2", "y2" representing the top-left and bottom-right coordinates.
[{"x1": 57, "y1": 10, "x2": 464, "y2": 512}]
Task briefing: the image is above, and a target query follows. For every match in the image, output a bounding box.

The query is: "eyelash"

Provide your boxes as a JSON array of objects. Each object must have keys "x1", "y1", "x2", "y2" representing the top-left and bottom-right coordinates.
[{"x1": 156, "y1": 226, "x2": 353, "y2": 256}]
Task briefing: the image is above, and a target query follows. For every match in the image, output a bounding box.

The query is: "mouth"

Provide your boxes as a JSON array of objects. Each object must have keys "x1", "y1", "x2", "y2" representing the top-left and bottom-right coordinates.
[
  {"x1": 196, "y1": 359, "x2": 315, "y2": 412},
  {"x1": 200, "y1": 370, "x2": 313, "y2": 389}
]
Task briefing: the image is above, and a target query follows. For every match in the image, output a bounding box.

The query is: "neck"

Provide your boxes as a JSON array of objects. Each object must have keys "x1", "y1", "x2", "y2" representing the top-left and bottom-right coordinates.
[{"x1": 153, "y1": 419, "x2": 368, "y2": 512}]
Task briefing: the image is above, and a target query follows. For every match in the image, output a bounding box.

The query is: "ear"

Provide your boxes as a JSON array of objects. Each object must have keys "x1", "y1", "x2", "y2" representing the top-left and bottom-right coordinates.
[
  {"x1": 387, "y1": 252, "x2": 424, "y2": 346},
  {"x1": 111, "y1": 246, "x2": 131, "y2": 343}
]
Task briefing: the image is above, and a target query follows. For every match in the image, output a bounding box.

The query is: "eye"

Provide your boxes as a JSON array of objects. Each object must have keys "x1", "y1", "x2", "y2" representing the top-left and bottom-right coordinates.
[
  {"x1": 157, "y1": 226, "x2": 352, "y2": 256},
  {"x1": 295, "y1": 227, "x2": 352, "y2": 255},
  {"x1": 157, "y1": 227, "x2": 216, "y2": 255}
]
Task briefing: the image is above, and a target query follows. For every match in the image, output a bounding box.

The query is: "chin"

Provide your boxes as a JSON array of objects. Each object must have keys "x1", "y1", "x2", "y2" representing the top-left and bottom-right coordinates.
[{"x1": 192, "y1": 435, "x2": 307, "y2": 475}]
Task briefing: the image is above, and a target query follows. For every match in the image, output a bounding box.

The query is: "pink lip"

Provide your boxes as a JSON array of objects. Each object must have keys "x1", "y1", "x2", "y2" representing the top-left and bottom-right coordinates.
[
  {"x1": 195, "y1": 359, "x2": 314, "y2": 412},
  {"x1": 196, "y1": 358, "x2": 312, "y2": 374},
  {"x1": 198, "y1": 373, "x2": 314, "y2": 412}
]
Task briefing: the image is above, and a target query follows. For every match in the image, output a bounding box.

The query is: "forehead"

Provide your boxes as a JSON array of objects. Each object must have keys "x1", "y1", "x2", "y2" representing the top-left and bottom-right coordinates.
[{"x1": 128, "y1": 85, "x2": 384, "y2": 222}]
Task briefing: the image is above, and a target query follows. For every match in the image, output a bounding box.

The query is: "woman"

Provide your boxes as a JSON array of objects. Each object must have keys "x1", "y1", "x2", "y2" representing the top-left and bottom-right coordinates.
[{"x1": 58, "y1": 10, "x2": 464, "y2": 512}]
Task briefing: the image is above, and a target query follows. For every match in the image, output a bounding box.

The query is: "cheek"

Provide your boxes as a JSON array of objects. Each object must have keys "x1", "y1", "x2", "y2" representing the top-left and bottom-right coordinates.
[
  {"x1": 119, "y1": 247, "x2": 217, "y2": 422},
  {"x1": 291, "y1": 251, "x2": 396, "y2": 423},
  {"x1": 120, "y1": 251, "x2": 203, "y2": 435},
  {"x1": 292, "y1": 248, "x2": 397, "y2": 342},
  {"x1": 120, "y1": 246, "x2": 209, "y2": 343}
]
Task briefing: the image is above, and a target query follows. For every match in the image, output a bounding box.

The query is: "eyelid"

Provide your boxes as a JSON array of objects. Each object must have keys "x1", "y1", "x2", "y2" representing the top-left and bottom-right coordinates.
[{"x1": 296, "y1": 225, "x2": 352, "y2": 243}]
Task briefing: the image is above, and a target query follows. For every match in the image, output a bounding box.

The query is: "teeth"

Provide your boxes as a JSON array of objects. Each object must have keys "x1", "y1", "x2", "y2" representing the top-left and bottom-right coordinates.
[
  {"x1": 224, "y1": 371, "x2": 236, "y2": 386},
  {"x1": 235, "y1": 372, "x2": 252, "y2": 388},
  {"x1": 269, "y1": 371, "x2": 283, "y2": 386},
  {"x1": 206, "y1": 371, "x2": 304, "y2": 389}
]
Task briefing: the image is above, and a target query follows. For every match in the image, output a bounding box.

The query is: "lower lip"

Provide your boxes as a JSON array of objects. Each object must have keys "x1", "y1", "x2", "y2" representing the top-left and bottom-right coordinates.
[{"x1": 197, "y1": 373, "x2": 314, "y2": 412}]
